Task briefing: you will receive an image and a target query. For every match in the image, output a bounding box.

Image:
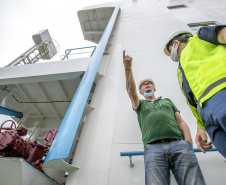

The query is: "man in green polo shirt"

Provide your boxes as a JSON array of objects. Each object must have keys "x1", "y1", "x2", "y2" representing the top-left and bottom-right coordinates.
[{"x1": 123, "y1": 50, "x2": 205, "y2": 185}]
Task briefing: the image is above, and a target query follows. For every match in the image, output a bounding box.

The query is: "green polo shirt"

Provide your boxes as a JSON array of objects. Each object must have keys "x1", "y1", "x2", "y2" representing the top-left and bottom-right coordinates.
[{"x1": 135, "y1": 98, "x2": 184, "y2": 147}]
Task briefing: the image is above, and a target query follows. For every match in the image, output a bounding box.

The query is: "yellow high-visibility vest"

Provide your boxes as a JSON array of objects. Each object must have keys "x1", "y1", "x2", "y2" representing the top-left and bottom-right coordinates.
[
  {"x1": 180, "y1": 34, "x2": 226, "y2": 108},
  {"x1": 178, "y1": 33, "x2": 226, "y2": 129},
  {"x1": 177, "y1": 68, "x2": 205, "y2": 129}
]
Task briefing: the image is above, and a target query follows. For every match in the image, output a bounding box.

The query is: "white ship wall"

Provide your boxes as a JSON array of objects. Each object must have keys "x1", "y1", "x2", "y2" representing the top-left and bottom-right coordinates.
[{"x1": 67, "y1": 0, "x2": 226, "y2": 185}]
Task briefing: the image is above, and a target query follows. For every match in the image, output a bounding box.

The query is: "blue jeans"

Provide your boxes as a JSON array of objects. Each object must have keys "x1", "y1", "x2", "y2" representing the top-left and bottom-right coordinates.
[
  {"x1": 197, "y1": 89, "x2": 226, "y2": 158},
  {"x1": 144, "y1": 140, "x2": 206, "y2": 185}
]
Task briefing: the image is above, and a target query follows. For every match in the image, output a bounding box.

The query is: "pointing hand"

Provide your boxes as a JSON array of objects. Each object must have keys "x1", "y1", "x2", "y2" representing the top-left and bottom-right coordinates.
[{"x1": 123, "y1": 50, "x2": 132, "y2": 69}]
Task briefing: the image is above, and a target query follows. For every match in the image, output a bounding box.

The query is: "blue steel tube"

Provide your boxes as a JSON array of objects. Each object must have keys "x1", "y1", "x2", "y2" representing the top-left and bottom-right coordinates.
[
  {"x1": 0, "y1": 106, "x2": 23, "y2": 118},
  {"x1": 120, "y1": 147, "x2": 218, "y2": 157},
  {"x1": 44, "y1": 5, "x2": 120, "y2": 163}
]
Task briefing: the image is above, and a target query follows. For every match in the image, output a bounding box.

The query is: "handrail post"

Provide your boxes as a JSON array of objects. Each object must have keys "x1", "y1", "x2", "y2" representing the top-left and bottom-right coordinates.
[
  {"x1": 62, "y1": 49, "x2": 72, "y2": 60},
  {"x1": 90, "y1": 46, "x2": 96, "y2": 57}
]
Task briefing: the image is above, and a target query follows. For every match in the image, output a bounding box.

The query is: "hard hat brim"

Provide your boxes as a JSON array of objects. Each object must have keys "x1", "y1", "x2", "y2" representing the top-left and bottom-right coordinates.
[
  {"x1": 164, "y1": 31, "x2": 193, "y2": 56},
  {"x1": 138, "y1": 78, "x2": 155, "y2": 90}
]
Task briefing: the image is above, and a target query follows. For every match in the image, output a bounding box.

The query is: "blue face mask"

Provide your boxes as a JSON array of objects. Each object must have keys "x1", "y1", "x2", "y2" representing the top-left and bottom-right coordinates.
[{"x1": 144, "y1": 90, "x2": 154, "y2": 97}]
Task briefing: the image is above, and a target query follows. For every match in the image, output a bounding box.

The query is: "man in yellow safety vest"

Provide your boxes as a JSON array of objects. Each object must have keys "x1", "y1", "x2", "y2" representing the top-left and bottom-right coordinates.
[{"x1": 164, "y1": 25, "x2": 226, "y2": 158}]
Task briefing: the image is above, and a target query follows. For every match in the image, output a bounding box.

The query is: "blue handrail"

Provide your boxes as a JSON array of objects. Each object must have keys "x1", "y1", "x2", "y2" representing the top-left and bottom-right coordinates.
[
  {"x1": 120, "y1": 147, "x2": 217, "y2": 158},
  {"x1": 44, "y1": 5, "x2": 120, "y2": 164},
  {"x1": 64, "y1": 46, "x2": 96, "y2": 60},
  {"x1": 193, "y1": 147, "x2": 217, "y2": 152}
]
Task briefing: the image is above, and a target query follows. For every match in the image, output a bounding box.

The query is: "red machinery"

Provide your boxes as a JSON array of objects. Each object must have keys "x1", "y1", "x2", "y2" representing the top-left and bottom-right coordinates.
[{"x1": 0, "y1": 120, "x2": 58, "y2": 173}]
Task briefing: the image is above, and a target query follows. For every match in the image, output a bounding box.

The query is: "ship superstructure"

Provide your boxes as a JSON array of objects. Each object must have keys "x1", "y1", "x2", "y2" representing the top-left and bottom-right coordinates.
[{"x1": 0, "y1": 0, "x2": 226, "y2": 185}]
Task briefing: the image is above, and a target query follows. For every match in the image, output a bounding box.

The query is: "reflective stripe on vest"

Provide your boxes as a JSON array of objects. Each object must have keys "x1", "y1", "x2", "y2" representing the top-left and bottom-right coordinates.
[
  {"x1": 198, "y1": 77, "x2": 226, "y2": 103},
  {"x1": 180, "y1": 34, "x2": 226, "y2": 108}
]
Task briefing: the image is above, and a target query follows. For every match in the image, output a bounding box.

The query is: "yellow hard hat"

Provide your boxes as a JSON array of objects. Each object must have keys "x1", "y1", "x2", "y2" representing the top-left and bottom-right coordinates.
[
  {"x1": 164, "y1": 30, "x2": 193, "y2": 56},
  {"x1": 138, "y1": 78, "x2": 155, "y2": 90}
]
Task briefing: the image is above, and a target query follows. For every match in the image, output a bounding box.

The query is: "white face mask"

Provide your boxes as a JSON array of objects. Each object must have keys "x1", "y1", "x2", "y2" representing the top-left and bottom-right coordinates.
[{"x1": 170, "y1": 42, "x2": 180, "y2": 62}]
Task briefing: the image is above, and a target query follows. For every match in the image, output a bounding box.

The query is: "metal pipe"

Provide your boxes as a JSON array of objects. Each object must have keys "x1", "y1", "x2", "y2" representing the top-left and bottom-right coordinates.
[
  {"x1": 62, "y1": 49, "x2": 72, "y2": 60},
  {"x1": 90, "y1": 46, "x2": 97, "y2": 56},
  {"x1": 28, "y1": 121, "x2": 42, "y2": 141},
  {"x1": 44, "y1": 5, "x2": 120, "y2": 164},
  {"x1": 121, "y1": 151, "x2": 144, "y2": 157},
  {"x1": 62, "y1": 46, "x2": 96, "y2": 60},
  {"x1": 0, "y1": 105, "x2": 23, "y2": 118},
  {"x1": 12, "y1": 46, "x2": 38, "y2": 66},
  {"x1": 120, "y1": 147, "x2": 217, "y2": 157},
  {"x1": 27, "y1": 56, "x2": 32, "y2": 64},
  {"x1": 16, "y1": 108, "x2": 31, "y2": 128},
  {"x1": 121, "y1": 148, "x2": 218, "y2": 168},
  {"x1": 2, "y1": 87, "x2": 18, "y2": 106},
  {"x1": 129, "y1": 157, "x2": 134, "y2": 168},
  {"x1": 193, "y1": 147, "x2": 217, "y2": 152}
]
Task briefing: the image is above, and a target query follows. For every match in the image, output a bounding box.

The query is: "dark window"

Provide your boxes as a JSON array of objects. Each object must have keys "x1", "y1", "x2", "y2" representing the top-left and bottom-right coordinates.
[
  {"x1": 167, "y1": 4, "x2": 188, "y2": 9},
  {"x1": 188, "y1": 21, "x2": 221, "y2": 31}
]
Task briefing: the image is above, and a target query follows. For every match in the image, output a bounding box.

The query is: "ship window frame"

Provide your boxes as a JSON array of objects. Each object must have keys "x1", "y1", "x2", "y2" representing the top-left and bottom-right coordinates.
[
  {"x1": 167, "y1": 4, "x2": 188, "y2": 9},
  {"x1": 187, "y1": 21, "x2": 221, "y2": 31}
]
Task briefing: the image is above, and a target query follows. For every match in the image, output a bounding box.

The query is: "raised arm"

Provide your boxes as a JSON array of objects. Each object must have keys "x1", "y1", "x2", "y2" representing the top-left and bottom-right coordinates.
[
  {"x1": 174, "y1": 112, "x2": 193, "y2": 146},
  {"x1": 123, "y1": 50, "x2": 140, "y2": 109},
  {"x1": 217, "y1": 27, "x2": 226, "y2": 44}
]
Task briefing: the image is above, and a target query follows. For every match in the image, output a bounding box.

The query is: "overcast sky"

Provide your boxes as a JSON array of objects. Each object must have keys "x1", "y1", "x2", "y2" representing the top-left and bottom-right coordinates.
[{"x1": 0, "y1": 0, "x2": 118, "y2": 124}]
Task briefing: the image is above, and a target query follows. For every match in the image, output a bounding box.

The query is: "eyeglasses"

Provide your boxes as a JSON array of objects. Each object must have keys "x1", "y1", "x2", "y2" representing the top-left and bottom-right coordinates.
[{"x1": 146, "y1": 101, "x2": 161, "y2": 112}]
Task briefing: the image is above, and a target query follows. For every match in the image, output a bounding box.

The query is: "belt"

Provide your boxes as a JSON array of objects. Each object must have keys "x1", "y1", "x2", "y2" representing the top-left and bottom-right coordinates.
[{"x1": 148, "y1": 138, "x2": 181, "y2": 144}]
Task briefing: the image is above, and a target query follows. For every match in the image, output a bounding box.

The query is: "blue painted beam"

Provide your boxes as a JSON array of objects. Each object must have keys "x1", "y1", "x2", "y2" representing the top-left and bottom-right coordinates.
[
  {"x1": 0, "y1": 106, "x2": 23, "y2": 118},
  {"x1": 120, "y1": 147, "x2": 217, "y2": 157},
  {"x1": 193, "y1": 147, "x2": 217, "y2": 152},
  {"x1": 44, "y1": 5, "x2": 120, "y2": 164}
]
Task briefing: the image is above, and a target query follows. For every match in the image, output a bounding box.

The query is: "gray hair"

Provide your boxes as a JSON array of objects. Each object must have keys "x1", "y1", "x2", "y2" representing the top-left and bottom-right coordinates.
[{"x1": 167, "y1": 33, "x2": 192, "y2": 51}]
